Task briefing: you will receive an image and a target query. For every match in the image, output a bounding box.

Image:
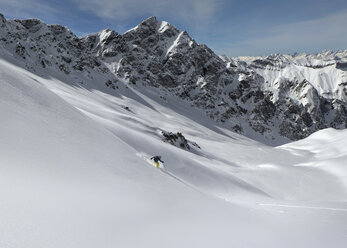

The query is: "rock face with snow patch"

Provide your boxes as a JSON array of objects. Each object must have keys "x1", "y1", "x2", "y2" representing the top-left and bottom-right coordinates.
[
  {"x1": 0, "y1": 13, "x2": 346, "y2": 145},
  {"x1": 226, "y1": 53, "x2": 347, "y2": 142}
]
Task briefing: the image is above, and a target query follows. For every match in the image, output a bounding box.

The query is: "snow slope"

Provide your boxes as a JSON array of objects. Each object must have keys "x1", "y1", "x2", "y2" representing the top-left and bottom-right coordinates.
[{"x1": 1, "y1": 49, "x2": 347, "y2": 248}]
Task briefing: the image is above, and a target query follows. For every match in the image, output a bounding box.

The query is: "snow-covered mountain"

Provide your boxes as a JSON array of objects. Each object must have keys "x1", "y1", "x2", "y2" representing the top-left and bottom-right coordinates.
[
  {"x1": 225, "y1": 51, "x2": 347, "y2": 143},
  {"x1": 1, "y1": 13, "x2": 347, "y2": 248},
  {"x1": 1, "y1": 13, "x2": 346, "y2": 145}
]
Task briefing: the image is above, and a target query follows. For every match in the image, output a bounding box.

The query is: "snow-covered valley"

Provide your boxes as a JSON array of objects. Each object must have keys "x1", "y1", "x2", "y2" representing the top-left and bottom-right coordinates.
[{"x1": 0, "y1": 14, "x2": 347, "y2": 248}]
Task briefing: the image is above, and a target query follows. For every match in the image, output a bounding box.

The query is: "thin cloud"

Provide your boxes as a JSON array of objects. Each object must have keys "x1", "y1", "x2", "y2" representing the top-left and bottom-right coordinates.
[
  {"x1": 0, "y1": 0, "x2": 63, "y2": 21},
  {"x1": 221, "y1": 8, "x2": 347, "y2": 57},
  {"x1": 72, "y1": 0, "x2": 219, "y2": 28}
]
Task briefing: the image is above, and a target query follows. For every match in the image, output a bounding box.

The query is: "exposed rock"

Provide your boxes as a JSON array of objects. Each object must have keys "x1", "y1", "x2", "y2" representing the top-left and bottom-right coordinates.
[
  {"x1": 161, "y1": 131, "x2": 200, "y2": 150},
  {"x1": 0, "y1": 13, "x2": 5, "y2": 27},
  {"x1": 336, "y1": 62, "x2": 347, "y2": 69}
]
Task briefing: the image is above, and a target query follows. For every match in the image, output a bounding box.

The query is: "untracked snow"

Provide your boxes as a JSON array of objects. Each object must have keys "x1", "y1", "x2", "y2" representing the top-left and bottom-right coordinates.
[{"x1": 1, "y1": 46, "x2": 347, "y2": 248}]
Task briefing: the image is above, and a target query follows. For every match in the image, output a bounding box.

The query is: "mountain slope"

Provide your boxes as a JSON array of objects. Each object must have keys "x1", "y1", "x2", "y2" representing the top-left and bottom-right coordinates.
[
  {"x1": 1, "y1": 13, "x2": 346, "y2": 145},
  {"x1": 226, "y1": 52, "x2": 347, "y2": 143},
  {"x1": 1, "y1": 51, "x2": 347, "y2": 247}
]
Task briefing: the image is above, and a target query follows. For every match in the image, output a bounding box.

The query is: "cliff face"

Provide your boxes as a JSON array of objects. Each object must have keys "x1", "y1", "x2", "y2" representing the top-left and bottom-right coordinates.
[{"x1": 1, "y1": 13, "x2": 346, "y2": 145}]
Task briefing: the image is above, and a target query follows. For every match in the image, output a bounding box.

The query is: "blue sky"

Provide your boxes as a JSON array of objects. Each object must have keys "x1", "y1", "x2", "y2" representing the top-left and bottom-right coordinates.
[{"x1": 1, "y1": 0, "x2": 346, "y2": 57}]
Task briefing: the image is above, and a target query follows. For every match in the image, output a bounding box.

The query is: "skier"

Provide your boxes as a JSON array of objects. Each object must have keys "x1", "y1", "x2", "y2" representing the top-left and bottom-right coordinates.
[{"x1": 151, "y1": 155, "x2": 164, "y2": 168}]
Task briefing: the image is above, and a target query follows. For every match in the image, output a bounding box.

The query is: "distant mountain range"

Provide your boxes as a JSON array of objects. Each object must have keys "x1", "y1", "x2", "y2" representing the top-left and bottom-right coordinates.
[{"x1": 1, "y1": 13, "x2": 346, "y2": 145}]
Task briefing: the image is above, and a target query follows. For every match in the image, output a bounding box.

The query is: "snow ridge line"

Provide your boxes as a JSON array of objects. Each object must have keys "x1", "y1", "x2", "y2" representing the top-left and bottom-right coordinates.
[{"x1": 258, "y1": 203, "x2": 347, "y2": 212}]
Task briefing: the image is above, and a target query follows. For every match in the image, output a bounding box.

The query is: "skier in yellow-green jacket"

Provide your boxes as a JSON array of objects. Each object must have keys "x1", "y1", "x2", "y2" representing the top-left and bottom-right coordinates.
[{"x1": 151, "y1": 155, "x2": 164, "y2": 168}]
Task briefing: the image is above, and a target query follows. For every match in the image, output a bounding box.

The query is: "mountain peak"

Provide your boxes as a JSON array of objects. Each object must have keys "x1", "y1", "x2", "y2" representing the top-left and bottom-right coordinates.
[
  {"x1": 17, "y1": 18, "x2": 43, "y2": 30},
  {"x1": 140, "y1": 16, "x2": 158, "y2": 26},
  {"x1": 0, "y1": 13, "x2": 5, "y2": 26},
  {"x1": 124, "y1": 16, "x2": 159, "y2": 35}
]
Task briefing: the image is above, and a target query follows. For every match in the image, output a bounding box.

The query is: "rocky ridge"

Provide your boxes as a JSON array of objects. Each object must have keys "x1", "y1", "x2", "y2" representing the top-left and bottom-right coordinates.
[{"x1": 1, "y1": 13, "x2": 346, "y2": 145}]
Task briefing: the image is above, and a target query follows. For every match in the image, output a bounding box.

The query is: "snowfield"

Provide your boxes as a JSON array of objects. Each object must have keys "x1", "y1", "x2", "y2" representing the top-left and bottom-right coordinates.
[{"x1": 1, "y1": 53, "x2": 347, "y2": 248}]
